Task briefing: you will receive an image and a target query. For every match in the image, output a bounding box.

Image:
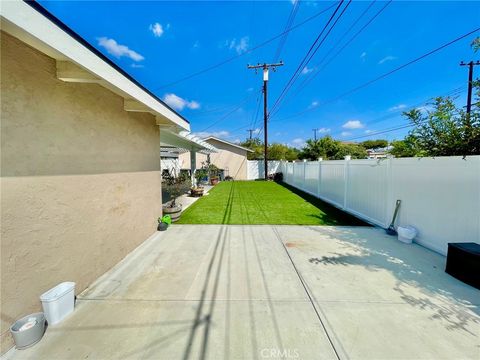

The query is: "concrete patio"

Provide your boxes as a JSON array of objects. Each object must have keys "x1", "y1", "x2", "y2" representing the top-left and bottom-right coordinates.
[{"x1": 5, "y1": 225, "x2": 479, "y2": 360}]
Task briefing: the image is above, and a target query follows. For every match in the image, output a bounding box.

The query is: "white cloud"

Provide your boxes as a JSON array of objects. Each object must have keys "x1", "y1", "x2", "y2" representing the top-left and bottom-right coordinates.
[
  {"x1": 194, "y1": 130, "x2": 230, "y2": 139},
  {"x1": 416, "y1": 105, "x2": 432, "y2": 113},
  {"x1": 389, "y1": 104, "x2": 407, "y2": 111},
  {"x1": 342, "y1": 120, "x2": 364, "y2": 129},
  {"x1": 163, "y1": 93, "x2": 200, "y2": 111},
  {"x1": 149, "y1": 23, "x2": 164, "y2": 37},
  {"x1": 233, "y1": 138, "x2": 241, "y2": 144},
  {"x1": 341, "y1": 131, "x2": 352, "y2": 137},
  {"x1": 378, "y1": 55, "x2": 397, "y2": 65},
  {"x1": 301, "y1": 66, "x2": 314, "y2": 75},
  {"x1": 130, "y1": 63, "x2": 144, "y2": 68},
  {"x1": 227, "y1": 36, "x2": 249, "y2": 54},
  {"x1": 253, "y1": 128, "x2": 261, "y2": 135},
  {"x1": 365, "y1": 129, "x2": 375, "y2": 134},
  {"x1": 310, "y1": 101, "x2": 319, "y2": 108},
  {"x1": 360, "y1": 52, "x2": 367, "y2": 61},
  {"x1": 97, "y1": 37, "x2": 144, "y2": 61},
  {"x1": 317, "y1": 127, "x2": 330, "y2": 133},
  {"x1": 291, "y1": 138, "x2": 306, "y2": 148}
]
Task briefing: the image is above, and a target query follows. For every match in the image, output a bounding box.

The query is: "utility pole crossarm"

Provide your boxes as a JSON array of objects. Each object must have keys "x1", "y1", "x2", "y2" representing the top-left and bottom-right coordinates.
[{"x1": 247, "y1": 61, "x2": 284, "y2": 180}]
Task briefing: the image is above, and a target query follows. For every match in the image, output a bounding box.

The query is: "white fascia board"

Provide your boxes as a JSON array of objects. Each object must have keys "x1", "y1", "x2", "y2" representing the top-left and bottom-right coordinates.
[
  {"x1": 0, "y1": 1, "x2": 190, "y2": 131},
  {"x1": 204, "y1": 136, "x2": 254, "y2": 152}
]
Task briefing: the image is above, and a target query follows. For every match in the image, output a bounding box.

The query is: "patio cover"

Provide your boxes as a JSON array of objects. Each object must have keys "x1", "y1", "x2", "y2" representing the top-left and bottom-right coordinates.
[{"x1": 160, "y1": 130, "x2": 217, "y2": 155}]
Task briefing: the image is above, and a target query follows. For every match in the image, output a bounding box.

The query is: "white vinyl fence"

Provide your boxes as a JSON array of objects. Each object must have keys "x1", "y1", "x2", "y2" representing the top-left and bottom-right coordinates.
[
  {"x1": 247, "y1": 160, "x2": 282, "y2": 180},
  {"x1": 275, "y1": 156, "x2": 479, "y2": 256}
]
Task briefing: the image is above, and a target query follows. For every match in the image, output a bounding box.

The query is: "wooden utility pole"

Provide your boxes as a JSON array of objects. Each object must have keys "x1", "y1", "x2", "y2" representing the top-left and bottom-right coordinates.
[
  {"x1": 247, "y1": 62, "x2": 284, "y2": 179},
  {"x1": 460, "y1": 60, "x2": 480, "y2": 115}
]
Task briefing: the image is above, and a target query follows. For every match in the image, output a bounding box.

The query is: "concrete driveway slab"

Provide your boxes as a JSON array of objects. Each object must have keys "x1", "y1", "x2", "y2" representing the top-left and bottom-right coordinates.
[
  {"x1": 82, "y1": 225, "x2": 308, "y2": 302},
  {"x1": 4, "y1": 225, "x2": 479, "y2": 360}
]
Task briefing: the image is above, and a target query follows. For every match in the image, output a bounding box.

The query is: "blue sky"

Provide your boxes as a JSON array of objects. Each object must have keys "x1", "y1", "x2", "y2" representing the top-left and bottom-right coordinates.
[{"x1": 39, "y1": 0, "x2": 479, "y2": 147}]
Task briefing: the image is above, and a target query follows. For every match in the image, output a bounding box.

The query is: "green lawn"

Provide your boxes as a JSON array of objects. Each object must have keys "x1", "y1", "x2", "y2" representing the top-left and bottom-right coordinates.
[{"x1": 177, "y1": 181, "x2": 367, "y2": 225}]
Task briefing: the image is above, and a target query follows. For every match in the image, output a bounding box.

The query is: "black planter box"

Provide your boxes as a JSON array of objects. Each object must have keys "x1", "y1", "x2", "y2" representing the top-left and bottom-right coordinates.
[{"x1": 445, "y1": 242, "x2": 480, "y2": 290}]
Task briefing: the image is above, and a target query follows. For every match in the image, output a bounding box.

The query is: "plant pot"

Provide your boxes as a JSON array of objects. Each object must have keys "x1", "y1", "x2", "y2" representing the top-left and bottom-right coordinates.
[
  {"x1": 10, "y1": 313, "x2": 46, "y2": 349},
  {"x1": 210, "y1": 178, "x2": 219, "y2": 185},
  {"x1": 190, "y1": 188, "x2": 204, "y2": 197},
  {"x1": 163, "y1": 205, "x2": 182, "y2": 222}
]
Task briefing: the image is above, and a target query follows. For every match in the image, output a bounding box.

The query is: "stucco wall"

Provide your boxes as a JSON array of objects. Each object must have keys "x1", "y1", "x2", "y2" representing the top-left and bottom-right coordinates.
[
  {"x1": 1, "y1": 32, "x2": 162, "y2": 352},
  {"x1": 179, "y1": 139, "x2": 249, "y2": 180}
]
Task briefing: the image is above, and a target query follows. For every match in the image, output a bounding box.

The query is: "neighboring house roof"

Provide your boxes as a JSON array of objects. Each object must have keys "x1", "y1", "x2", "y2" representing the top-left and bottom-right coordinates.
[
  {"x1": 204, "y1": 137, "x2": 254, "y2": 153},
  {"x1": 1, "y1": 0, "x2": 189, "y2": 131}
]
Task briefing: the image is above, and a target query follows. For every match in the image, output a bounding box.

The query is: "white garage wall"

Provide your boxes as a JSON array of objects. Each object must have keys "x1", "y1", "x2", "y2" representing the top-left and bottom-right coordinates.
[{"x1": 279, "y1": 156, "x2": 480, "y2": 255}]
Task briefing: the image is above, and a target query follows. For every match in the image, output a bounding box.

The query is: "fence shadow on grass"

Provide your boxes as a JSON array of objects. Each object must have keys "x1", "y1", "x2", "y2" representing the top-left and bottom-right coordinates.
[{"x1": 278, "y1": 181, "x2": 368, "y2": 226}]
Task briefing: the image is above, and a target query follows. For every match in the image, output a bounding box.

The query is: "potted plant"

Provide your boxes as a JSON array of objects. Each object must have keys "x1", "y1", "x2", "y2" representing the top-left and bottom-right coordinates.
[
  {"x1": 191, "y1": 167, "x2": 207, "y2": 197},
  {"x1": 208, "y1": 164, "x2": 220, "y2": 185},
  {"x1": 162, "y1": 170, "x2": 190, "y2": 222}
]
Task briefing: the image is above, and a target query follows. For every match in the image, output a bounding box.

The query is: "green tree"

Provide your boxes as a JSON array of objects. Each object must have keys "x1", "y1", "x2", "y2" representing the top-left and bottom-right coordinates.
[
  {"x1": 298, "y1": 136, "x2": 367, "y2": 160},
  {"x1": 336, "y1": 143, "x2": 368, "y2": 159},
  {"x1": 268, "y1": 143, "x2": 299, "y2": 160},
  {"x1": 389, "y1": 136, "x2": 420, "y2": 157},
  {"x1": 399, "y1": 95, "x2": 479, "y2": 157},
  {"x1": 390, "y1": 37, "x2": 480, "y2": 157},
  {"x1": 298, "y1": 136, "x2": 339, "y2": 160},
  {"x1": 240, "y1": 138, "x2": 299, "y2": 161},
  {"x1": 360, "y1": 139, "x2": 388, "y2": 149},
  {"x1": 240, "y1": 138, "x2": 263, "y2": 160}
]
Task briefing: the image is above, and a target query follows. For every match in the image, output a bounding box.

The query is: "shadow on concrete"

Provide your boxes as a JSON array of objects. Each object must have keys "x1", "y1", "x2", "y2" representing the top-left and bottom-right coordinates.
[{"x1": 305, "y1": 226, "x2": 480, "y2": 335}]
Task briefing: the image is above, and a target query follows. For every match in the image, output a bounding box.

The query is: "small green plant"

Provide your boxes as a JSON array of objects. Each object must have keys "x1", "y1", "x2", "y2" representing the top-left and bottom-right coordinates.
[
  {"x1": 208, "y1": 164, "x2": 220, "y2": 180},
  {"x1": 163, "y1": 169, "x2": 191, "y2": 208},
  {"x1": 194, "y1": 167, "x2": 208, "y2": 187}
]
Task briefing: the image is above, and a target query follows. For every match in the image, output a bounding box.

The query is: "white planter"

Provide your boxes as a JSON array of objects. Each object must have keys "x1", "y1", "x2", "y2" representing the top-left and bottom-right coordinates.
[
  {"x1": 397, "y1": 226, "x2": 417, "y2": 244},
  {"x1": 40, "y1": 282, "x2": 75, "y2": 325}
]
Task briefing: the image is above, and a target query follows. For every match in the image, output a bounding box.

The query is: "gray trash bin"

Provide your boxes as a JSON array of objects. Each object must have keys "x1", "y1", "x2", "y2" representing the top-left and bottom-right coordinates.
[{"x1": 10, "y1": 313, "x2": 46, "y2": 349}]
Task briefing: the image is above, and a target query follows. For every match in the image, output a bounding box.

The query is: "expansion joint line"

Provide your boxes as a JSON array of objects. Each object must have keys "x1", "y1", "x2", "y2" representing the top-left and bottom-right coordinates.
[{"x1": 271, "y1": 226, "x2": 343, "y2": 360}]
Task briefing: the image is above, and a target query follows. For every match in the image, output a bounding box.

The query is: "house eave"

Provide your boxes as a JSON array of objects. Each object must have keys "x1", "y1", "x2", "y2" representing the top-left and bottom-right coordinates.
[{"x1": 0, "y1": 0, "x2": 190, "y2": 132}]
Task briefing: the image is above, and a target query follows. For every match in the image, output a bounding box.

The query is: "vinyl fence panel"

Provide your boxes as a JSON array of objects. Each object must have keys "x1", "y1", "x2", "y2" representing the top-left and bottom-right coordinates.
[{"x1": 278, "y1": 156, "x2": 480, "y2": 256}]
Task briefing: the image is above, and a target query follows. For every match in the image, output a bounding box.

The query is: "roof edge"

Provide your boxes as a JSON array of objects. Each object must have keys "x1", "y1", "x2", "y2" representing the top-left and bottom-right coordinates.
[
  {"x1": 21, "y1": 1, "x2": 189, "y2": 125},
  {"x1": 204, "y1": 136, "x2": 254, "y2": 152}
]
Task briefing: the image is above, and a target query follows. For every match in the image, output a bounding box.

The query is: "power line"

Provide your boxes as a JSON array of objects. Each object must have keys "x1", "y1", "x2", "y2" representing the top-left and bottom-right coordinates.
[
  {"x1": 336, "y1": 87, "x2": 466, "y2": 141},
  {"x1": 272, "y1": 26, "x2": 480, "y2": 122},
  {"x1": 271, "y1": 0, "x2": 391, "y2": 118},
  {"x1": 250, "y1": 89, "x2": 263, "y2": 131},
  {"x1": 273, "y1": 0, "x2": 301, "y2": 62},
  {"x1": 199, "y1": 89, "x2": 260, "y2": 132},
  {"x1": 269, "y1": 0, "x2": 352, "y2": 118},
  {"x1": 294, "y1": 0, "x2": 385, "y2": 97},
  {"x1": 322, "y1": 27, "x2": 480, "y2": 106},
  {"x1": 152, "y1": 2, "x2": 337, "y2": 90}
]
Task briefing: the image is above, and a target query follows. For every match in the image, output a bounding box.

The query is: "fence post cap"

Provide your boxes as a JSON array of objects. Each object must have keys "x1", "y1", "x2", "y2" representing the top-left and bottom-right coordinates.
[
  {"x1": 318, "y1": 157, "x2": 323, "y2": 161},
  {"x1": 344, "y1": 155, "x2": 352, "y2": 161},
  {"x1": 303, "y1": 159, "x2": 307, "y2": 162}
]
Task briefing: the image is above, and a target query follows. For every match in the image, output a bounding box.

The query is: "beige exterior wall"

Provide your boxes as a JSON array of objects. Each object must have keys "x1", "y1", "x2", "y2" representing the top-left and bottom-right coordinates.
[
  {"x1": 179, "y1": 139, "x2": 249, "y2": 180},
  {"x1": 1, "y1": 33, "x2": 162, "y2": 352}
]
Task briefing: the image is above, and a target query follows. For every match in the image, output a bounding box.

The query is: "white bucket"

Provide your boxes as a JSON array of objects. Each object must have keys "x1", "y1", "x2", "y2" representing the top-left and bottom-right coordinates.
[
  {"x1": 397, "y1": 226, "x2": 417, "y2": 244},
  {"x1": 40, "y1": 282, "x2": 75, "y2": 325}
]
